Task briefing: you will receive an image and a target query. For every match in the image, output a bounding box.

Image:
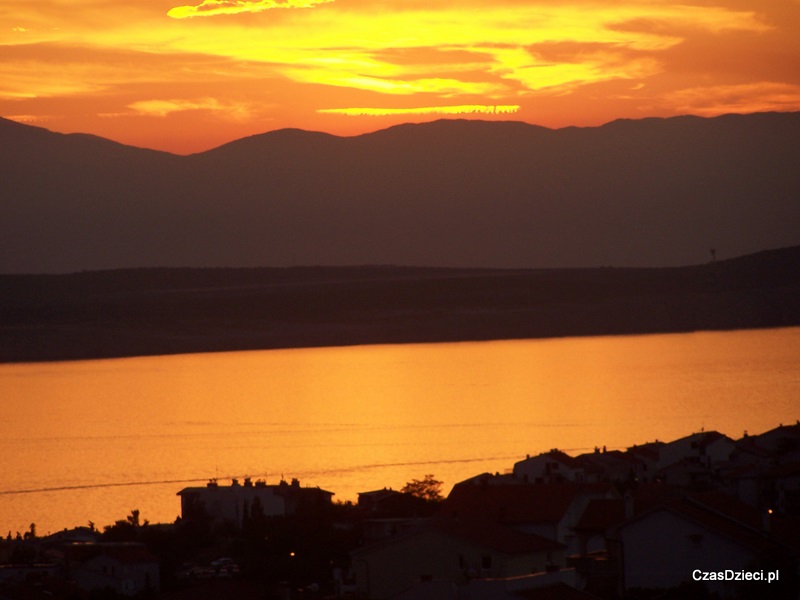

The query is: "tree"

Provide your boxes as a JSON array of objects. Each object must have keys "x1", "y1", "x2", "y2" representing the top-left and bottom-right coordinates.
[
  {"x1": 401, "y1": 474, "x2": 443, "y2": 502},
  {"x1": 103, "y1": 509, "x2": 148, "y2": 541},
  {"x1": 127, "y1": 509, "x2": 140, "y2": 527}
]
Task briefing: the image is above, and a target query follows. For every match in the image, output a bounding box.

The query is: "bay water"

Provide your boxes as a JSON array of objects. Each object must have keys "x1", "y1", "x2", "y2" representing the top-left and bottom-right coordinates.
[{"x1": 2, "y1": 327, "x2": 798, "y2": 535}]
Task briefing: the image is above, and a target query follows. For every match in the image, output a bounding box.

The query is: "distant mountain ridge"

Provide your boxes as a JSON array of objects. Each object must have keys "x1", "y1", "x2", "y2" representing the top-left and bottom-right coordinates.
[{"x1": 2, "y1": 112, "x2": 799, "y2": 273}]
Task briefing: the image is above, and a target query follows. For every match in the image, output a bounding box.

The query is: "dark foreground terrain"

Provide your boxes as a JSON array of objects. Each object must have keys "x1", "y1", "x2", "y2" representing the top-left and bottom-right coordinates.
[{"x1": 2, "y1": 245, "x2": 799, "y2": 363}]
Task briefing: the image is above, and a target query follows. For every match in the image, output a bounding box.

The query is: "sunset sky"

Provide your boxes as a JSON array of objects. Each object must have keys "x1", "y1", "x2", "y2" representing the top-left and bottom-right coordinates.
[{"x1": 2, "y1": 0, "x2": 799, "y2": 154}]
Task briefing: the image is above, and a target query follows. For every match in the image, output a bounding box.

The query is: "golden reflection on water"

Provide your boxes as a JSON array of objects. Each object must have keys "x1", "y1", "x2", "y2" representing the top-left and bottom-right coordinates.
[{"x1": 2, "y1": 328, "x2": 799, "y2": 534}]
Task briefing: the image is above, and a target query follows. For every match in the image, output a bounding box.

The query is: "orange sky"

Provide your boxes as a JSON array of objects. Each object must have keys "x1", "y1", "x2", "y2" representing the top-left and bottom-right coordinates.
[{"x1": 2, "y1": 0, "x2": 799, "y2": 154}]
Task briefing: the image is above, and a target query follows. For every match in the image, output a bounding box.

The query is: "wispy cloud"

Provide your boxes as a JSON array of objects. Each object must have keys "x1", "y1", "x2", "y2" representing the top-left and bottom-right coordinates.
[
  {"x1": 155, "y1": 3, "x2": 772, "y2": 100},
  {"x1": 127, "y1": 98, "x2": 252, "y2": 119},
  {"x1": 4, "y1": 114, "x2": 55, "y2": 124},
  {"x1": 1, "y1": 0, "x2": 794, "y2": 152},
  {"x1": 481, "y1": 47, "x2": 662, "y2": 93},
  {"x1": 168, "y1": 0, "x2": 334, "y2": 19},
  {"x1": 0, "y1": 63, "x2": 108, "y2": 99},
  {"x1": 280, "y1": 67, "x2": 503, "y2": 96},
  {"x1": 665, "y1": 82, "x2": 800, "y2": 115}
]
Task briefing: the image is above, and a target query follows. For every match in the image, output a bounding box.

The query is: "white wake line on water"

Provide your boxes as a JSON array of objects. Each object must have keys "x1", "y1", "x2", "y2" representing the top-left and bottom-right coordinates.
[
  {"x1": 0, "y1": 478, "x2": 210, "y2": 496},
  {"x1": 1, "y1": 445, "x2": 605, "y2": 496}
]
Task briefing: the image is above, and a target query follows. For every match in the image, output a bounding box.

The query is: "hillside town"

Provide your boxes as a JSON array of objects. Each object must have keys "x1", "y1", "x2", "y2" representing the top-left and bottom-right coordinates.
[{"x1": 2, "y1": 422, "x2": 799, "y2": 600}]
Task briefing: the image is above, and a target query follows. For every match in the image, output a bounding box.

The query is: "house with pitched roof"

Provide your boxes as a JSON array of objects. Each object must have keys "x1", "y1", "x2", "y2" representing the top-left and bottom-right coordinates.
[
  {"x1": 752, "y1": 422, "x2": 800, "y2": 459},
  {"x1": 720, "y1": 424, "x2": 800, "y2": 514},
  {"x1": 67, "y1": 542, "x2": 159, "y2": 596},
  {"x1": 766, "y1": 461, "x2": 800, "y2": 516},
  {"x1": 513, "y1": 451, "x2": 587, "y2": 484},
  {"x1": 625, "y1": 441, "x2": 663, "y2": 483},
  {"x1": 176, "y1": 477, "x2": 333, "y2": 528},
  {"x1": 612, "y1": 492, "x2": 792, "y2": 597},
  {"x1": 350, "y1": 519, "x2": 564, "y2": 600},
  {"x1": 658, "y1": 431, "x2": 735, "y2": 472},
  {"x1": 575, "y1": 448, "x2": 643, "y2": 484},
  {"x1": 441, "y1": 480, "x2": 618, "y2": 555}
]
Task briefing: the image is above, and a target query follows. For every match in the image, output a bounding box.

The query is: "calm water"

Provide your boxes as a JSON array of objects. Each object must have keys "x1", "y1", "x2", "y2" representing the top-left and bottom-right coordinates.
[{"x1": 2, "y1": 328, "x2": 799, "y2": 535}]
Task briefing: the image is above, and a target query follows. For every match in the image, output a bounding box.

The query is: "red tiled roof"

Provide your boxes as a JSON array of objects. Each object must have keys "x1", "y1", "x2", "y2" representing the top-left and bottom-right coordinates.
[
  {"x1": 754, "y1": 422, "x2": 800, "y2": 442},
  {"x1": 618, "y1": 491, "x2": 779, "y2": 555},
  {"x1": 664, "y1": 431, "x2": 733, "y2": 451},
  {"x1": 733, "y1": 437, "x2": 773, "y2": 458},
  {"x1": 352, "y1": 518, "x2": 563, "y2": 557},
  {"x1": 626, "y1": 442, "x2": 662, "y2": 461},
  {"x1": 358, "y1": 488, "x2": 400, "y2": 497},
  {"x1": 577, "y1": 450, "x2": 636, "y2": 465},
  {"x1": 442, "y1": 482, "x2": 616, "y2": 524},
  {"x1": 429, "y1": 519, "x2": 563, "y2": 555},
  {"x1": 515, "y1": 451, "x2": 584, "y2": 472},
  {"x1": 547, "y1": 451, "x2": 583, "y2": 468},
  {"x1": 686, "y1": 491, "x2": 761, "y2": 529}
]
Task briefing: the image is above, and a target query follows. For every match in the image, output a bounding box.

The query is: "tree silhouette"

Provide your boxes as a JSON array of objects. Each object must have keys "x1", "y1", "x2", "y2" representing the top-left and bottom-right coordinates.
[
  {"x1": 401, "y1": 474, "x2": 443, "y2": 501},
  {"x1": 127, "y1": 509, "x2": 141, "y2": 527},
  {"x1": 104, "y1": 509, "x2": 148, "y2": 541}
]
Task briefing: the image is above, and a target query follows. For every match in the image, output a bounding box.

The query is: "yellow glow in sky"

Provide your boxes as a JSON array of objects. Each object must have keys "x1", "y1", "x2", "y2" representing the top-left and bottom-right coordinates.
[
  {"x1": 167, "y1": 0, "x2": 335, "y2": 19},
  {"x1": 318, "y1": 105, "x2": 521, "y2": 116},
  {"x1": 1, "y1": 0, "x2": 799, "y2": 153}
]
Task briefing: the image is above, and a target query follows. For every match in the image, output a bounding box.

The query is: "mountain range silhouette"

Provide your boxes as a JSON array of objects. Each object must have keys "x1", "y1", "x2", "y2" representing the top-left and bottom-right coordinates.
[{"x1": 2, "y1": 112, "x2": 799, "y2": 273}]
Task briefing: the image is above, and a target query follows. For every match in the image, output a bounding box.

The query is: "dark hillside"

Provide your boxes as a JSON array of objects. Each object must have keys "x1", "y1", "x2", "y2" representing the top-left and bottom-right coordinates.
[
  {"x1": 2, "y1": 112, "x2": 799, "y2": 273},
  {"x1": 2, "y1": 246, "x2": 798, "y2": 363}
]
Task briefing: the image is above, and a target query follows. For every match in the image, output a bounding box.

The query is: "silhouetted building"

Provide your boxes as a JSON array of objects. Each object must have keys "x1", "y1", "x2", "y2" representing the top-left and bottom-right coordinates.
[
  {"x1": 575, "y1": 449, "x2": 640, "y2": 484},
  {"x1": 351, "y1": 518, "x2": 564, "y2": 600},
  {"x1": 752, "y1": 422, "x2": 800, "y2": 458},
  {"x1": 177, "y1": 477, "x2": 333, "y2": 527},
  {"x1": 357, "y1": 487, "x2": 436, "y2": 518},
  {"x1": 66, "y1": 542, "x2": 159, "y2": 596},
  {"x1": 658, "y1": 430, "x2": 735, "y2": 473},
  {"x1": 441, "y1": 480, "x2": 618, "y2": 555},
  {"x1": 611, "y1": 492, "x2": 792, "y2": 598},
  {"x1": 514, "y1": 450, "x2": 587, "y2": 484}
]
